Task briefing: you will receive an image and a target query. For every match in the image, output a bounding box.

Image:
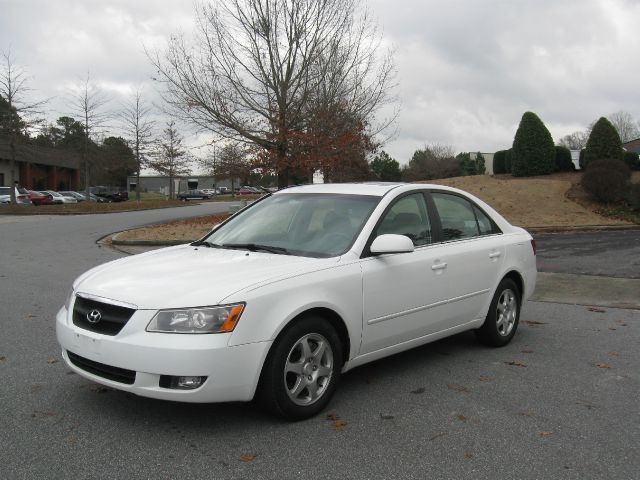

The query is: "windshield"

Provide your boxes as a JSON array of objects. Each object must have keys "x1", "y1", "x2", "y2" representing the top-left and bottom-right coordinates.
[{"x1": 204, "y1": 193, "x2": 380, "y2": 258}]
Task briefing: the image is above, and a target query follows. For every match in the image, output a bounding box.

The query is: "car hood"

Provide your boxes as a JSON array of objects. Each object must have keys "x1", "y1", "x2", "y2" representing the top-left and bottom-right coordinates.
[{"x1": 74, "y1": 244, "x2": 335, "y2": 309}]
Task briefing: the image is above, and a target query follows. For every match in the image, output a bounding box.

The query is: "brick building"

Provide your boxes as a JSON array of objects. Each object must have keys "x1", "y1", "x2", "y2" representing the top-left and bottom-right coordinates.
[
  {"x1": 0, "y1": 140, "x2": 80, "y2": 190},
  {"x1": 623, "y1": 138, "x2": 640, "y2": 154}
]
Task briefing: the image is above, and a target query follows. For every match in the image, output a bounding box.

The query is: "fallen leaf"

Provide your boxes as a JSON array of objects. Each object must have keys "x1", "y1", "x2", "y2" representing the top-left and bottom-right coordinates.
[
  {"x1": 457, "y1": 414, "x2": 467, "y2": 422},
  {"x1": 587, "y1": 307, "x2": 606, "y2": 313},
  {"x1": 410, "y1": 387, "x2": 425, "y2": 394},
  {"x1": 522, "y1": 320, "x2": 546, "y2": 326},
  {"x1": 464, "y1": 452, "x2": 473, "y2": 459},
  {"x1": 594, "y1": 363, "x2": 611, "y2": 369},
  {"x1": 429, "y1": 432, "x2": 446, "y2": 441},
  {"x1": 332, "y1": 420, "x2": 348, "y2": 431},
  {"x1": 517, "y1": 411, "x2": 534, "y2": 417},
  {"x1": 521, "y1": 349, "x2": 534, "y2": 354},
  {"x1": 32, "y1": 410, "x2": 56, "y2": 418},
  {"x1": 447, "y1": 384, "x2": 469, "y2": 393},
  {"x1": 380, "y1": 414, "x2": 394, "y2": 420},
  {"x1": 24, "y1": 314, "x2": 37, "y2": 319},
  {"x1": 539, "y1": 431, "x2": 553, "y2": 437},
  {"x1": 505, "y1": 360, "x2": 527, "y2": 368},
  {"x1": 618, "y1": 323, "x2": 628, "y2": 327},
  {"x1": 326, "y1": 413, "x2": 340, "y2": 421},
  {"x1": 239, "y1": 454, "x2": 257, "y2": 462},
  {"x1": 47, "y1": 358, "x2": 59, "y2": 364},
  {"x1": 608, "y1": 327, "x2": 617, "y2": 331},
  {"x1": 479, "y1": 375, "x2": 494, "y2": 382},
  {"x1": 0, "y1": 356, "x2": 6, "y2": 362},
  {"x1": 607, "y1": 352, "x2": 620, "y2": 357}
]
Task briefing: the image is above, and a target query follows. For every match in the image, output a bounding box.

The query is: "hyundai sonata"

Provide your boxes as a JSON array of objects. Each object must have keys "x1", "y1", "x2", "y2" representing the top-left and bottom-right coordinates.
[{"x1": 56, "y1": 183, "x2": 536, "y2": 420}]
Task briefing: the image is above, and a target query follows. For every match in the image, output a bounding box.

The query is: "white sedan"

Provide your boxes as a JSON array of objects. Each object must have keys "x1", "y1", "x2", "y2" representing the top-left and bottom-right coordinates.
[{"x1": 56, "y1": 183, "x2": 536, "y2": 420}]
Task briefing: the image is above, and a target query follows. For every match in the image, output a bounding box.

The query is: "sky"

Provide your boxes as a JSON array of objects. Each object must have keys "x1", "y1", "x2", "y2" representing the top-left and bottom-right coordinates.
[{"x1": 1, "y1": 0, "x2": 639, "y2": 166}]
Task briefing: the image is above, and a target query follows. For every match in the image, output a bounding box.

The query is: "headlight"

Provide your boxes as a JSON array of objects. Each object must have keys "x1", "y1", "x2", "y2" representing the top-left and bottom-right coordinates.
[{"x1": 146, "y1": 303, "x2": 245, "y2": 334}]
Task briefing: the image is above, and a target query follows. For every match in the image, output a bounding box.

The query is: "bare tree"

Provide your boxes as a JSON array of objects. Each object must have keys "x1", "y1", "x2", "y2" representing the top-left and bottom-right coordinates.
[
  {"x1": 120, "y1": 88, "x2": 155, "y2": 200},
  {"x1": 69, "y1": 73, "x2": 110, "y2": 200},
  {"x1": 201, "y1": 142, "x2": 252, "y2": 196},
  {"x1": 558, "y1": 130, "x2": 588, "y2": 150},
  {"x1": 148, "y1": 121, "x2": 191, "y2": 198},
  {"x1": 149, "y1": 0, "x2": 395, "y2": 188},
  {"x1": 0, "y1": 48, "x2": 47, "y2": 203},
  {"x1": 608, "y1": 110, "x2": 640, "y2": 144}
]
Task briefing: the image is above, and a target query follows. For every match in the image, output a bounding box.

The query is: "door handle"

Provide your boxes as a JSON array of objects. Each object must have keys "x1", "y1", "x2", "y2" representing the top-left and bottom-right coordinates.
[
  {"x1": 489, "y1": 252, "x2": 501, "y2": 259},
  {"x1": 431, "y1": 262, "x2": 447, "y2": 271}
]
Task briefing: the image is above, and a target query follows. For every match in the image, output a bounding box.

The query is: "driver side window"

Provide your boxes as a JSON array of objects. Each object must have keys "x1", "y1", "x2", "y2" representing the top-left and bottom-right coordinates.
[{"x1": 376, "y1": 193, "x2": 432, "y2": 246}]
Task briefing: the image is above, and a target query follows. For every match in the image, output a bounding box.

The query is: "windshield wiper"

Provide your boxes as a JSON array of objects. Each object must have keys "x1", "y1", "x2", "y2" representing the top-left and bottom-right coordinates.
[
  {"x1": 190, "y1": 240, "x2": 222, "y2": 248},
  {"x1": 222, "y1": 243, "x2": 290, "y2": 255}
]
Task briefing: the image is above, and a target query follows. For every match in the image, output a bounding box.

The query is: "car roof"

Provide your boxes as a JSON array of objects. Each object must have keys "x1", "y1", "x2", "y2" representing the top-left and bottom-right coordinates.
[{"x1": 275, "y1": 182, "x2": 468, "y2": 197}]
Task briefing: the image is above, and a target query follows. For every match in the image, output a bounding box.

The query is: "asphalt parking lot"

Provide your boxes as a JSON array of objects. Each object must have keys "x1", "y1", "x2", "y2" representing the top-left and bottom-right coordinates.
[{"x1": 1, "y1": 208, "x2": 638, "y2": 479}]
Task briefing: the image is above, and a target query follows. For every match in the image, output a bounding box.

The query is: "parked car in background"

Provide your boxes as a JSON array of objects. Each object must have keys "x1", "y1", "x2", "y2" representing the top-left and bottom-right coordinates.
[
  {"x1": 28, "y1": 190, "x2": 56, "y2": 206},
  {"x1": 59, "y1": 191, "x2": 86, "y2": 202},
  {"x1": 201, "y1": 188, "x2": 219, "y2": 196},
  {"x1": 57, "y1": 183, "x2": 537, "y2": 421},
  {"x1": 237, "y1": 186, "x2": 262, "y2": 195},
  {"x1": 41, "y1": 190, "x2": 77, "y2": 204},
  {"x1": 91, "y1": 186, "x2": 128, "y2": 202},
  {"x1": 81, "y1": 193, "x2": 109, "y2": 203},
  {"x1": 218, "y1": 187, "x2": 230, "y2": 194},
  {"x1": 177, "y1": 189, "x2": 209, "y2": 201},
  {"x1": 0, "y1": 186, "x2": 33, "y2": 205}
]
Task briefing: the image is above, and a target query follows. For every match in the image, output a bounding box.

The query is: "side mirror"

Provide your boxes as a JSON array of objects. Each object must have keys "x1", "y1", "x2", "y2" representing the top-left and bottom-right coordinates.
[{"x1": 370, "y1": 234, "x2": 414, "y2": 255}]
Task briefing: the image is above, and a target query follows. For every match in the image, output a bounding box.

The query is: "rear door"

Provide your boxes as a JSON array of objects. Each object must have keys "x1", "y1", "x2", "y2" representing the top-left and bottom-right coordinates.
[{"x1": 427, "y1": 191, "x2": 505, "y2": 326}]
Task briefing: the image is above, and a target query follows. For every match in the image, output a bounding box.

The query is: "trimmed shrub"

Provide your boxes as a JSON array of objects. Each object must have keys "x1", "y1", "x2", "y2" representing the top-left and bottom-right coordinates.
[
  {"x1": 579, "y1": 149, "x2": 586, "y2": 169},
  {"x1": 584, "y1": 117, "x2": 623, "y2": 168},
  {"x1": 625, "y1": 183, "x2": 640, "y2": 211},
  {"x1": 623, "y1": 150, "x2": 640, "y2": 171},
  {"x1": 511, "y1": 112, "x2": 555, "y2": 176},
  {"x1": 582, "y1": 159, "x2": 631, "y2": 203},
  {"x1": 505, "y1": 148, "x2": 513, "y2": 173},
  {"x1": 554, "y1": 146, "x2": 573, "y2": 171},
  {"x1": 493, "y1": 150, "x2": 506, "y2": 174}
]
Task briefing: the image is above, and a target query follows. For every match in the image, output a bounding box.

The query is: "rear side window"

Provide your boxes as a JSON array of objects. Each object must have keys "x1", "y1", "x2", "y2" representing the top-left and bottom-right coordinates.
[{"x1": 432, "y1": 192, "x2": 501, "y2": 240}]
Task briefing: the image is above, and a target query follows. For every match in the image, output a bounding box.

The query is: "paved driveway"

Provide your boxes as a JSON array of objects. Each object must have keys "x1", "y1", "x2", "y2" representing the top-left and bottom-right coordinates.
[{"x1": 1, "y1": 211, "x2": 638, "y2": 479}]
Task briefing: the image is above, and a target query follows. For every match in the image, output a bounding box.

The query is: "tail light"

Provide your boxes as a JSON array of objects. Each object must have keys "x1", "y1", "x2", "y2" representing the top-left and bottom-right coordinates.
[{"x1": 530, "y1": 239, "x2": 537, "y2": 256}]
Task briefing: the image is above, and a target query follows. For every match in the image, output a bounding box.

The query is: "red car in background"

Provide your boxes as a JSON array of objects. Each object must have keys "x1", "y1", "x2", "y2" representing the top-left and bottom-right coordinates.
[{"x1": 28, "y1": 190, "x2": 59, "y2": 205}]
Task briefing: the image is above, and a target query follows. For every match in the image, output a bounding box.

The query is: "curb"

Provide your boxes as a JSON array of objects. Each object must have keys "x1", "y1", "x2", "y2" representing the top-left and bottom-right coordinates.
[
  {"x1": 110, "y1": 231, "x2": 193, "y2": 246},
  {"x1": 527, "y1": 224, "x2": 639, "y2": 234}
]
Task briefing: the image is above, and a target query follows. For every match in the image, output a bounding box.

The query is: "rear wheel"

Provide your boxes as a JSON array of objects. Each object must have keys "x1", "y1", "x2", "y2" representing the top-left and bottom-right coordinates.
[
  {"x1": 258, "y1": 316, "x2": 342, "y2": 421},
  {"x1": 475, "y1": 278, "x2": 521, "y2": 347}
]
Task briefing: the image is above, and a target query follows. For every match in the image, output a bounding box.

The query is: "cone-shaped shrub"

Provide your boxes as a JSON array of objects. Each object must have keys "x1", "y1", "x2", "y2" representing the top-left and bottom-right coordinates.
[
  {"x1": 584, "y1": 117, "x2": 623, "y2": 167},
  {"x1": 554, "y1": 146, "x2": 574, "y2": 171},
  {"x1": 511, "y1": 112, "x2": 555, "y2": 176},
  {"x1": 493, "y1": 150, "x2": 506, "y2": 174}
]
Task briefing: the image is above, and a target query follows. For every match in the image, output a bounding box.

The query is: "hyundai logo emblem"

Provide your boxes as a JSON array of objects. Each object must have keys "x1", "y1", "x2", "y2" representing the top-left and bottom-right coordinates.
[{"x1": 86, "y1": 309, "x2": 102, "y2": 324}]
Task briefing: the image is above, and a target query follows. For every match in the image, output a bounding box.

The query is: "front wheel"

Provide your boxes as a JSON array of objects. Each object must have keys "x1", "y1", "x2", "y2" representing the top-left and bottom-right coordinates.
[
  {"x1": 258, "y1": 316, "x2": 343, "y2": 421},
  {"x1": 475, "y1": 278, "x2": 521, "y2": 347}
]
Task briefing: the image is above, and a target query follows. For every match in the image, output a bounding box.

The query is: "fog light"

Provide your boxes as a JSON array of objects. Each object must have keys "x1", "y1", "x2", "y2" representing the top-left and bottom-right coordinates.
[{"x1": 159, "y1": 375, "x2": 207, "y2": 390}]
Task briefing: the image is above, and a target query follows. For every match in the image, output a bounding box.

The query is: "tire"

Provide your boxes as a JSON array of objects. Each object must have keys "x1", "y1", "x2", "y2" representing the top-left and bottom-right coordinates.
[
  {"x1": 475, "y1": 278, "x2": 521, "y2": 347},
  {"x1": 258, "y1": 316, "x2": 343, "y2": 421}
]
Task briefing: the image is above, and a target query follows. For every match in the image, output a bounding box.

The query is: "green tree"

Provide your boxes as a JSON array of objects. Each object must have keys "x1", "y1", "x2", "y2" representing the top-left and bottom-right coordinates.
[
  {"x1": 493, "y1": 150, "x2": 507, "y2": 174},
  {"x1": 505, "y1": 148, "x2": 513, "y2": 173},
  {"x1": 97, "y1": 136, "x2": 136, "y2": 186},
  {"x1": 583, "y1": 117, "x2": 623, "y2": 167},
  {"x1": 554, "y1": 146, "x2": 573, "y2": 171},
  {"x1": 370, "y1": 151, "x2": 401, "y2": 181},
  {"x1": 511, "y1": 111, "x2": 555, "y2": 177}
]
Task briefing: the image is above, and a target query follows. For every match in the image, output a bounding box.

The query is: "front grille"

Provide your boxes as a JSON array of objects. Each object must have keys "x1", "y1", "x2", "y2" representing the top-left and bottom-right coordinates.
[
  {"x1": 73, "y1": 295, "x2": 135, "y2": 336},
  {"x1": 67, "y1": 351, "x2": 136, "y2": 385}
]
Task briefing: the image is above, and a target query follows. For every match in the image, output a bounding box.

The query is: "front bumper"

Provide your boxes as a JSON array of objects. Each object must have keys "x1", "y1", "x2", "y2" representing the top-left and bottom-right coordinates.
[{"x1": 56, "y1": 306, "x2": 271, "y2": 403}]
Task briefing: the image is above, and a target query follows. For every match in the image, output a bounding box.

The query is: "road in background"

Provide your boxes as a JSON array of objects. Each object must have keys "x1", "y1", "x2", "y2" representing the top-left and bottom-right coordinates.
[{"x1": 535, "y1": 229, "x2": 640, "y2": 279}]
